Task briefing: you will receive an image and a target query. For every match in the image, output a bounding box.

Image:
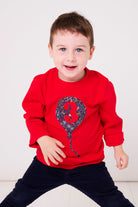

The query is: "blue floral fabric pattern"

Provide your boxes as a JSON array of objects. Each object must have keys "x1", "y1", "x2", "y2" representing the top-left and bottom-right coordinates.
[{"x1": 56, "y1": 96, "x2": 86, "y2": 157}]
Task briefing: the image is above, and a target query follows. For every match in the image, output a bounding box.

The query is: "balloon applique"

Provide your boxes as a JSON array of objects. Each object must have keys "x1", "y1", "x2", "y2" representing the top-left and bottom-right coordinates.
[{"x1": 56, "y1": 96, "x2": 86, "y2": 157}]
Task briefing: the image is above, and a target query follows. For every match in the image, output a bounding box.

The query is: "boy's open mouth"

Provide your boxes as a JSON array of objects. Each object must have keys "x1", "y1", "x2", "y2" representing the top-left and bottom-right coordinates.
[{"x1": 64, "y1": 65, "x2": 77, "y2": 70}]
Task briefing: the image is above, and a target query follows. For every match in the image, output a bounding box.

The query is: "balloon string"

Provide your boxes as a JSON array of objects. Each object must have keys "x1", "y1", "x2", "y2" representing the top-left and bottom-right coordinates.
[{"x1": 69, "y1": 138, "x2": 80, "y2": 158}]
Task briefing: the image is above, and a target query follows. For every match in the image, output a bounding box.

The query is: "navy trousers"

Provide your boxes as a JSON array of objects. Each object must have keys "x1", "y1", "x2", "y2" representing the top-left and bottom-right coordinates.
[{"x1": 0, "y1": 157, "x2": 134, "y2": 207}]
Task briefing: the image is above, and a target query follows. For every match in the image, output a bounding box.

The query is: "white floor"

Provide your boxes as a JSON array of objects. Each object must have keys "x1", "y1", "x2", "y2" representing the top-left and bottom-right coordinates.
[{"x1": 0, "y1": 181, "x2": 137, "y2": 206}]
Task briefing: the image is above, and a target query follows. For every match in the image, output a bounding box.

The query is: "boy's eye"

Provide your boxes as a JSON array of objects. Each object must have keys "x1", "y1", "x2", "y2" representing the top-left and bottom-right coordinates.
[
  {"x1": 76, "y1": 48, "x2": 83, "y2": 52},
  {"x1": 60, "y1": 48, "x2": 66, "y2": 52}
]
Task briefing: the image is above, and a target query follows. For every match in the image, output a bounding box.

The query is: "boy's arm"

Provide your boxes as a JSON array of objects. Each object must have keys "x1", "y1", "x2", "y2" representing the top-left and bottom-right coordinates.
[
  {"x1": 22, "y1": 75, "x2": 66, "y2": 165},
  {"x1": 99, "y1": 79, "x2": 128, "y2": 169},
  {"x1": 100, "y1": 79, "x2": 124, "y2": 146},
  {"x1": 22, "y1": 75, "x2": 49, "y2": 148}
]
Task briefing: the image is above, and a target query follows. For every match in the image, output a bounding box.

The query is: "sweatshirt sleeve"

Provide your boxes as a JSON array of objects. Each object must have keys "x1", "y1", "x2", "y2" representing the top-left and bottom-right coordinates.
[
  {"x1": 22, "y1": 75, "x2": 49, "y2": 148},
  {"x1": 99, "y1": 79, "x2": 124, "y2": 146}
]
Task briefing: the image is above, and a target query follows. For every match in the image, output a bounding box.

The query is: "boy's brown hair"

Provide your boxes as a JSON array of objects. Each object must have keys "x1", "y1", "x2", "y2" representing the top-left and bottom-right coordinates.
[{"x1": 49, "y1": 12, "x2": 94, "y2": 49}]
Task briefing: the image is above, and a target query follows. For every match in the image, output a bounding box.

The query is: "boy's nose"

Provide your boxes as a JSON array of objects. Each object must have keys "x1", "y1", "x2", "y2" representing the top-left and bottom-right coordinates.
[{"x1": 67, "y1": 51, "x2": 76, "y2": 62}]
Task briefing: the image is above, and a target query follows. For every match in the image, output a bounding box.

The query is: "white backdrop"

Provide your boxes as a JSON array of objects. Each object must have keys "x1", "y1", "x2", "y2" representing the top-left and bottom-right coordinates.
[{"x1": 0, "y1": 0, "x2": 138, "y2": 181}]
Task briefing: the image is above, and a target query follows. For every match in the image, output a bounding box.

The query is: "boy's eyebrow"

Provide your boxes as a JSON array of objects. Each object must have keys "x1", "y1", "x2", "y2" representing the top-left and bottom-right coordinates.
[
  {"x1": 56, "y1": 45, "x2": 66, "y2": 47},
  {"x1": 56, "y1": 44, "x2": 87, "y2": 48},
  {"x1": 76, "y1": 45, "x2": 87, "y2": 47}
]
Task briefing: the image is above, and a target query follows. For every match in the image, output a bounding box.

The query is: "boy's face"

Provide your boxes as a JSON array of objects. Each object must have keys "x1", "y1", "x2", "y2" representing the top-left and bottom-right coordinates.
[{"x1": 48, "y1": 30, "x2": 95, "y2": 82}]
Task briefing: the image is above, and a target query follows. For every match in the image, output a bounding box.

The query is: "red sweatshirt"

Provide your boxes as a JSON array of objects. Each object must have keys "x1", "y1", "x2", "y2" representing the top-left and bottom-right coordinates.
[{"x1": 22, "y1": 67, "x2": 124, "y2": 169}]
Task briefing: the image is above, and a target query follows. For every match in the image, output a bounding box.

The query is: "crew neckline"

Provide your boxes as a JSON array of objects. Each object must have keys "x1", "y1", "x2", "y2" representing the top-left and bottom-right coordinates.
[{"x1": 55, "y1": 67, "x2": 89, "y2": 85}]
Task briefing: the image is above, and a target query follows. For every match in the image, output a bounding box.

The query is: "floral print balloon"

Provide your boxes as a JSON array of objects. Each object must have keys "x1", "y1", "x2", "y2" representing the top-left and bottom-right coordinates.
[{"x1": 56, "y1": 96, "x2": 86, "y2": 157}]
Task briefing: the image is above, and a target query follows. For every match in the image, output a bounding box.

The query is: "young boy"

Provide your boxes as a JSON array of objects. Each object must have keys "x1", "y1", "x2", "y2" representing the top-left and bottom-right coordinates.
[{"x1": 0, "y1": 12, "x2": 134, "y2": 207}]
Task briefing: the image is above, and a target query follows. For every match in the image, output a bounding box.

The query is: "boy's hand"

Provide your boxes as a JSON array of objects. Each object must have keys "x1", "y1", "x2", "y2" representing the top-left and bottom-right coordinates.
[
  {"x1": 37, "y1": 135, "x2": 66, "y2": 166},
  {"x1": 114, "y1": 145, "x2": 129, "y2": 170}
]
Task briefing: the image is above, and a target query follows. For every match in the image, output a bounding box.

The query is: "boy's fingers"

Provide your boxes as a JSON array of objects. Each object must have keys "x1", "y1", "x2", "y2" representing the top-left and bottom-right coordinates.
[
  {"x1": 56, "y1": 148, "x2": 66, "y2": 158},
  {"x1": 56, "y1": 140, "x2": 65, "y2": 148},
  {"x1": 121, "y1": 156, "x2": 128, "y2": 169},
  {"x1": 52, "y1": 151, "x2": 63, "y2": 162},
  {"x1": 44, "y1": 155, "x2": 50, "y2": 166},
  {"x1": 48, "y1": 154, "x2": 59, "y2": 165},
  {"x1": 116, "y1": 157, "x2": 128, "y2": 169},
  {"x1": 116, "y1": 157, "x2": 122, "y2": 169}
]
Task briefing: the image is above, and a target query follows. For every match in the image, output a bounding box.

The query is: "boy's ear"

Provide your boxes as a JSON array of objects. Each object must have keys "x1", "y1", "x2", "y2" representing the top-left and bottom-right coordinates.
[
  {"x1": 89, "y1": 46, "x2": 95, "y2": 60},
  {"x1": 48, "y1": 43, "x2": 53, "y2": 58}
]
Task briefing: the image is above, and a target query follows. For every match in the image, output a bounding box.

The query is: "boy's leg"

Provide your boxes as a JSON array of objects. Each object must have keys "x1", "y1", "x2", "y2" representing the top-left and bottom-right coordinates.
[
  {"x1": 0, "y1": 157, "x2": 66, "y2": 207},
  {"x1": 66, "y1": 162, "x2": 134, "y2": 207}
]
